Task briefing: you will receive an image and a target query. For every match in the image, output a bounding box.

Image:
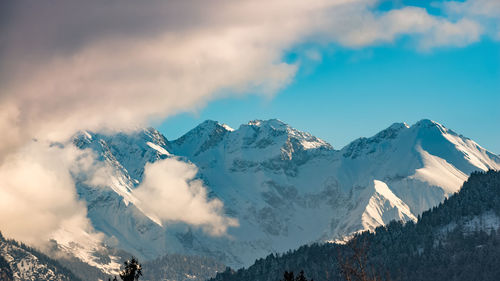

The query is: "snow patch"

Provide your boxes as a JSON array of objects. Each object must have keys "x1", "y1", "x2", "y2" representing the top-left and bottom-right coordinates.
[
  {"x1": 83, "y1": 131, "x2": 92, "y2": 139},
  {"x1": 361, "y1": 180, "x2": 417, "y2": 230},
  {"x1": 146, "y1": 141, "x2": 171, "y2": 156},
  {"x1": 51, "y1": 226, "x2": 121, "y2": 275},
  {"x1": 440, "y1": 211, "x2": 500, "y2": 236},
  {"x1": 441, "y1": 132, "x2": 499, "y2": 171},
  {"x1": 300, "y1": 140, "x2": 324, "y2": 149},
  {"x1": 411, "y1": 146, "x2": 468, "y2": 194},
  {"x1": 221, "y1": 124, "x2": 234, "y2": 131}
]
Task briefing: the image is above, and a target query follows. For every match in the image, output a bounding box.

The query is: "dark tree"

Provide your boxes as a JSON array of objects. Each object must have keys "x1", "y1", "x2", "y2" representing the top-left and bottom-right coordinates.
[
  {"x1": 119, "y1": 257, "x2": 142, "y2": 281},
  {"x1": 295, "y1": 270, "x2": 310, "y2": 281},
  {"x1": 280, "y1": 271, "x2": 294, "y2": 281},
  {"x1": 338, "y1": 239, "x2": 387, "y2": 281},
  {"x1": 279, "y1": 270, "x2": 313, "y2": 281}
]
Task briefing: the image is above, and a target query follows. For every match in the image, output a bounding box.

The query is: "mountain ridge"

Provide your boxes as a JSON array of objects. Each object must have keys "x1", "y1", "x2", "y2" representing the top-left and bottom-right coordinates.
[{"x1": 20, "y1": 118, "x2": 500, "y2": 275}]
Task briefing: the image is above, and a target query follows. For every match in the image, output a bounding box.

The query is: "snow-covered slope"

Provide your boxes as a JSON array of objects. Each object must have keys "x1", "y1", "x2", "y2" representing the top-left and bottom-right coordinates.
[
  {"x1": 0, "y1": 233, "x2": 79, "y2": 281},
  {"x1": 336, "y1": 119, "x2": 499, "y2": 215},
  {"x1": 65, "y1": 119, "x2": 499, "y2": 270}
]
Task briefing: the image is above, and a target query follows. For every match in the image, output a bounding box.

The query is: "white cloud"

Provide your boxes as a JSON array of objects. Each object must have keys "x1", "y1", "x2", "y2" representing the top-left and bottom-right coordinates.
[
  {"x1": 445, "y1": 0, "x2": 500, "y2": 18},
  {"x1": 316, "y1": 6, "x2": 481, "y2": 49},
  {"x1": 0, "y1": 142, "x2": 99, "y2": 246},
  {"x1": 444, "y1": 0, "x2": 500, "y2": 39},
  {"x1": 133, "y1": 158, "x2": 239, "y2": 236}
]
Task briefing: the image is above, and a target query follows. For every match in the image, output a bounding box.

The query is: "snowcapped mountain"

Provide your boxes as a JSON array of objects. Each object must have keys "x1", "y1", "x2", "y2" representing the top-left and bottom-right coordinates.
[{"x1": 65, "y1": 119, "x2": 499, "y2": 270}]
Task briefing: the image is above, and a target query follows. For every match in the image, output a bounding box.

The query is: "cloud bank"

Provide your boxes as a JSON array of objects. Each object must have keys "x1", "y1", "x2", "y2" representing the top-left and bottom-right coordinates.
[
  {"x1": 0, "y1": 0, "x2": 497, "y2": 246},
  {"x1": 0, "y1": 142, "x2": 98, "y2": 246},
  {"x1": 133, "y1": 159, "x2": 239, "y2": 236},
  {"x1": 0, "y1": 0, "x2": 494, "y2": 151}
]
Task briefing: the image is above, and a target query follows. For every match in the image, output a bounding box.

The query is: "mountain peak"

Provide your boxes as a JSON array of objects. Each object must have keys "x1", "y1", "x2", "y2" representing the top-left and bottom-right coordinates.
[
  {"x1": 410, "y1": 118, "x2": 461, "y2": 138},
  {"x1": 196, "y1": 119, "x2": 234, "y2": 132},
  {"x1": 172, "y1": 120, "x2": 232, "y2": 156},
  {"x1": 246, "y1": 119, "x2": 287, "y2": 129},
  {"x1": 413, "y1": 119, "x2": 445, "y2": 130},
  {"x1": 342, "y1": 119, "x2": 452, "y2": 160},
  {"x1": 171, "y1": 118, "x2": 334, "y2": 167},
  {"x1": 197, "y1": 119, "x2": 224, "y2": 129},
  {"x1": 239, "y1": 119, "x2": 332, "y2": 151},
  {"x1": 175, "y1": 120, "x2": 230, "y2": 140},
  {"x1": 388, "y1": 122, "x2": 410, "y2": 130},
  {"x1": 372, "y1": 122, "x2": 410, "y2": 140}
]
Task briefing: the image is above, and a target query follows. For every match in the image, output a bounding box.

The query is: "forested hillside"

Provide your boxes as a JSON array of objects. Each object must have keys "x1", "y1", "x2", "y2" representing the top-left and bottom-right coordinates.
[
  {"x1": 141, "y1": 253, "x2": 226, "y2": 281},
  {"x1": 0, "y1": 232, "x2": 82, "y2": 281}
]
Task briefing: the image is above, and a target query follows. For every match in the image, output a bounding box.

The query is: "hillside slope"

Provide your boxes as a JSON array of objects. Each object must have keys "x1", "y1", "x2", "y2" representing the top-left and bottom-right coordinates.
[
  {"x1": 211, "y1": 170, "x2": 500, "y2": 281},
  {"x1": 0, "y1": 232, "x2": 82, "y2": 281}
]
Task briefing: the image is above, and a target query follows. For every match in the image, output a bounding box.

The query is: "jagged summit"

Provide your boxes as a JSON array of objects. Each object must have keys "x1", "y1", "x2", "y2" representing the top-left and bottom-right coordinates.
[
  {"x1": 373, "y1": 122, "x2": 409, "y2": 140},
  {"x1": 172, "y1": 120, "x2": 231, "y2": 157},
  {"x1": 412, "y1": 118, "x2": 459, "y2": 136},
  {"x1": 389, "y1": 122, "x2": 410, "y2": 130},
  {"x1": 340, "y1": 118, "x2": 489, "y2": 160},
  {"x1": 171, "y1": 119, "x2": 333, "y2": 161},
  {"x1": 175, "y1": 120, "x2": 230, "y2": 140},
  {"x1": 74, "y1": 127, "x2": 172, "y2": 184},
  {"x1": 413, "y1": 118, "x2": 445, "y2": 128},
  {"x1": 246, "y1": 118, "x2": 287, "y2": 128}
]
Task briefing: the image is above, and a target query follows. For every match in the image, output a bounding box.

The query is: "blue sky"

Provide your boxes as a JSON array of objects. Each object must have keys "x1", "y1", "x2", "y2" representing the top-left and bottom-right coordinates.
[{"x1": 159, "y1": 38, "x2": 500, "y2": 153}]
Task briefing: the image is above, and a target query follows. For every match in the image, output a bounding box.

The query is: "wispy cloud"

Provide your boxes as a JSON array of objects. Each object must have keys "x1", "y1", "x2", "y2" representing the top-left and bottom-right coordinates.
[
  {"x1": 443, "y1": 0, "x2": 500, "y2": 39},
  {"x1": 133, "y1": 159, "x2": 239, "y2": 236}
]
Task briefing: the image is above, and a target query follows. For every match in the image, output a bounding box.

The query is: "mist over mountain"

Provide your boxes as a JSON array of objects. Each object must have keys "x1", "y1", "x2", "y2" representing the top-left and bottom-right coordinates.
[
  {"x1": 1, "y1": 118, "x2": 498, "y2": 279},
  {"x1": 0, "y1": 232, "x2": 81, "y2": 281}
]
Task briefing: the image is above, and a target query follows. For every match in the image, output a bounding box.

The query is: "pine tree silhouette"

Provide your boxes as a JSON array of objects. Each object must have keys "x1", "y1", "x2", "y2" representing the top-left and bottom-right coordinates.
[
  {"x1": 281, "y1": 271, "x2": 294, "y2": 281},
  {"x1": 280, "y1": 270, "x2": 313, "y2": 281},
  {"x1": 119, "y1": 257, "x2": 142, "y2": 281},
  {"x1": 338, "y1": 239, "x2": 387, "y2": 281},
  {"x1": 296, "y1": 270, "x2": 309, "y2": 281}
]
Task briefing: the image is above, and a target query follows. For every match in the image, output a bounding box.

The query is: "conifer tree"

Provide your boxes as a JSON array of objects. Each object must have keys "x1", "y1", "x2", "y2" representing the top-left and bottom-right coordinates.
[{"x1": 119, "y1": 257, "x2": 142, "y2": 281}]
